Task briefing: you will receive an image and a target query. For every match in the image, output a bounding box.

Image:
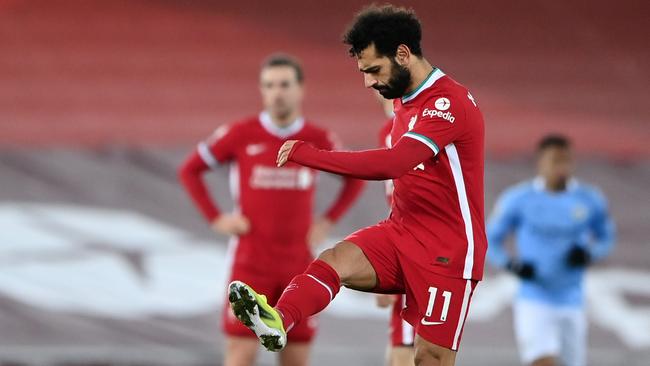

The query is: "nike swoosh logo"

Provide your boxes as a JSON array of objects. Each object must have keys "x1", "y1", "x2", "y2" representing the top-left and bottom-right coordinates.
[{"x1": 420, "y1": 318, "x2": 445, "y2": 326}]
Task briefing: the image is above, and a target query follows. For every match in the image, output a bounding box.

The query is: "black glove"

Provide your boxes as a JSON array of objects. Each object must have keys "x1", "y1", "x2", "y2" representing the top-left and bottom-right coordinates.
[
  {"x1": 507, "y1": 260, "x2": 535, "y2": 280},
  {"x1": 567, "y1": 245, "x2": 591, "y2": 267}
]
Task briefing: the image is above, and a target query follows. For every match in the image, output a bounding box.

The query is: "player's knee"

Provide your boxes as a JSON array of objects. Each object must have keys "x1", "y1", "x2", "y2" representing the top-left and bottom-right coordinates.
[
  {"x1": 414, "y1": 347, "x2": 441, "y2": 366},
  {"x1": 316, "y1": 246, "x2": 345, "y2": 279},
  {"x1": 316, "y1": 242, "x2": 356, "y2": 282},
  {"x1": 414, "y1": 341, "x2": 455, "y2": 366},
  {"x1": 316, "y1": 247, "x2": 336, "y2": 264}
]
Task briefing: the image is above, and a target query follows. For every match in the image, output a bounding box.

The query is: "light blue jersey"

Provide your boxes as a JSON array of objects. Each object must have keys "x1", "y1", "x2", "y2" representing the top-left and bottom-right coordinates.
[{"x1": 487, "y1": 177, "x2": 615, "y2": 306}]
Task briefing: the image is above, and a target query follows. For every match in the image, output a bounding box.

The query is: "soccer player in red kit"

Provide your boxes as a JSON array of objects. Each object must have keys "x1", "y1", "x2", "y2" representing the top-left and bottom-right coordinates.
[
  {"x1": 178, "y1": 54, "x2": 364, "y2": 366},
  {"x1": 228, "y1": 6, "x2": 486, "y2": 366}
]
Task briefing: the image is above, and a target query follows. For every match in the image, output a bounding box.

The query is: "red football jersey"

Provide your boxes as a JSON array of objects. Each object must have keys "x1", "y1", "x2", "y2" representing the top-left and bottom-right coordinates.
[
  {"x1": 390, "y1": 68, "x2": 487, "y2": 280},
  {"x1": 196, "y1": 112, "x2": 358, "y2": 268}
]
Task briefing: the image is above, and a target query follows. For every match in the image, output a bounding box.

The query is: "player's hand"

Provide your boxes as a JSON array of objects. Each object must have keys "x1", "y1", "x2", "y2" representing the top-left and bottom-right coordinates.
[
  {"x1": 277, "y1": 140, "x2": 300, "y2": 167},
  {"x1": 211, "y1": 213, "x2": 251, "y2": 236},
  {"x1": 375, "y1": 294, "x2": 396, "y2": 308},
  {"x1": 567, "y1": 245, "x2": 591, "y2": 267},
  {"x1": 507, "y1": 259, "x2": 535, "y2": 280},
  {"x1": 308, "y1": 217, "x2": 333, "y2": 248}
]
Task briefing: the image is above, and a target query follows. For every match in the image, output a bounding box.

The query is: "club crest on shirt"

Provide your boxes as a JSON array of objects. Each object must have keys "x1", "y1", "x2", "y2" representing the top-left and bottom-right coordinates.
[
  {"x1": 573, "y1": 204, "x2": 588, "y2": 221},
  {"x1": 408, "y1": 115, "x2": 418, "y2": 130}
]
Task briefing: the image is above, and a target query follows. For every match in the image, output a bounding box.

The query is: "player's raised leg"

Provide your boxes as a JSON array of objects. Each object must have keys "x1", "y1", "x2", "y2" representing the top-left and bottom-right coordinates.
[
  {"x1": 275, "y1": 240, "x2": 378, "y2": 328},
  {"x1": 228, "y1": 239, "x2": 380, "y2": 352}
]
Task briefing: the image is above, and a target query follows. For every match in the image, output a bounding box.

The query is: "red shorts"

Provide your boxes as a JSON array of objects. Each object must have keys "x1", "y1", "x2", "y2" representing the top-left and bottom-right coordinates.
[
  {"x1": 346, "y1": 220, "x2": 478, "y2": 351},
  {"x1": 390, "y1": 294, "x2": 415, "y2": 347},
  {"x1": 224, "y1": 261, "x2": 317, "y2": 343}
]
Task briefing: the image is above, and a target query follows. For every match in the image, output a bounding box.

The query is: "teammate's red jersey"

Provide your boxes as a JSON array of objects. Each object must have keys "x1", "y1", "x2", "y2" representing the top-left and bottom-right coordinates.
[
  {"x1": 379, "y1": 118, "x2": 393, "y2": 149},
  {"x1": 287, "y1": 69, "x2": 486, "y2": 280},
  {"x1": 179, "y1": 112, "x2": 365, "y2": 269},
  {"x1": 379, "y1": 118, "x2": 394, "y2": 205},
  {"x1": 390, "y1": 68, "x2": 487, "y2": 280}
]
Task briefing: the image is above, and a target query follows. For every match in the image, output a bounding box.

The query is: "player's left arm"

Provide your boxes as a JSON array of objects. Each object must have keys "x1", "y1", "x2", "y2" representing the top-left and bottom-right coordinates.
[
  {"x1": 586, "y1": 188, "x2": 616, "y2": 262},
  {"x1": 277, "y1": 93, "x2": 471, "y2": 179},
  {"x1": 278, "y1": 137, "x2": 433, "y2": 180}
]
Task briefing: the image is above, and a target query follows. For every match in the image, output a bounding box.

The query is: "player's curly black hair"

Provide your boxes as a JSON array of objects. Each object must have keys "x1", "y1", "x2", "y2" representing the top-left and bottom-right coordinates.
[{"x1": 343, "y1": 4, "x2": 423, "y2": 58}]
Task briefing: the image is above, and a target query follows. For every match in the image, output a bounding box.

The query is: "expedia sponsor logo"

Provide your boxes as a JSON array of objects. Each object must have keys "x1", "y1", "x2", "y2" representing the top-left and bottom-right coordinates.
[{"x1": 422, "y1": 108, "x2": 455, "y2": 123}]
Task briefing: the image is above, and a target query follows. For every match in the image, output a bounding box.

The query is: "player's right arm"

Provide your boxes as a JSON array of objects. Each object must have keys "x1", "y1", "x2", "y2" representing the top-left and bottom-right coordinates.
[{"x1": 178, "y1": 124, "x2": 250, "y2": 235}]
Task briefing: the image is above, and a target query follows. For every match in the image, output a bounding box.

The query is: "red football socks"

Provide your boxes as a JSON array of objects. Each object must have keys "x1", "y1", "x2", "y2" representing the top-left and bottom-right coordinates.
[{"x1": 275, "y1": 259, "x2": 341, "y2": 331}]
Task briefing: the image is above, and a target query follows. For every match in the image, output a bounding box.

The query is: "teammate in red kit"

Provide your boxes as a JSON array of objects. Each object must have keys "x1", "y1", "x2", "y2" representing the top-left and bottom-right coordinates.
[
  {"x1": 178, "y1": 54, "x2": 364, "y2": 366},
  {"x1": 228, "y1": 6, "x2": 486, "y2": 366}
]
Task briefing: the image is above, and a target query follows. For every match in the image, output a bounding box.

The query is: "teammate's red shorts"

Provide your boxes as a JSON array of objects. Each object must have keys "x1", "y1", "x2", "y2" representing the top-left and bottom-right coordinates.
[
  {"x1": 224, "y1": 258, "x2": 317, "y2": 343},
  {"x1": 390, "y1": 294, "x2": 415, "y2": 347},
  {"x1": 346, "y1": 220, "x2": 478, "y2": 351}
]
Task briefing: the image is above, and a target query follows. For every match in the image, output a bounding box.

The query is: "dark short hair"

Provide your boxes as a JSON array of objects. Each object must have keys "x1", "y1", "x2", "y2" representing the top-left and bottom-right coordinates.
[
  {"x1": 537, "y1": 134, "x2": 571, "y2": 152},
  {"x1": 260, "y1": 53, "x2": 304, "y2": 83},
  {"x1": 343, "y1": 4, "x2": 423, "y2": 58}
]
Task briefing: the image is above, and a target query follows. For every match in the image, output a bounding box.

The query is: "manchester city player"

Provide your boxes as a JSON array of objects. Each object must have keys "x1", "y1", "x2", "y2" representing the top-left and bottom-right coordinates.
[{"x1": 487, "y1": 134, "x2": 616, "y2": 366}]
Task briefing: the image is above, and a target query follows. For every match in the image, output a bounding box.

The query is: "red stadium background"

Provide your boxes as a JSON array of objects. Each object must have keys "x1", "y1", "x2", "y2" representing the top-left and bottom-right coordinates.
[
  {"x1": 0, "y1": 1, "x2": 649, "y2": 365},
  {"x1": 2, "y1": 0, "x2": 648, "y2": 158}
]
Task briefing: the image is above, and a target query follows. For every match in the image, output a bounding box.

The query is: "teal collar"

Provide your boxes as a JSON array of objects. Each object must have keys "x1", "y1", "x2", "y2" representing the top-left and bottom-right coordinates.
[{"x1": 401, "y1": 68, "x2": 445, "y2": 104}]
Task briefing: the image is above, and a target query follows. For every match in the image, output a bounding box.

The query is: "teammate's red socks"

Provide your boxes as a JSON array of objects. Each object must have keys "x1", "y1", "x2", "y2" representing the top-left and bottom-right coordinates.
[{"x1": 275, "y1": 259, "x2": 341, "y2": 331}]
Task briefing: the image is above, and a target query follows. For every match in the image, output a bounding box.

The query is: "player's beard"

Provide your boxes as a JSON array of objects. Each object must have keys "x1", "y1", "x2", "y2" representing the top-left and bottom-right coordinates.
[{"x1": 374, "y1": 59, "x2": 412, "y2": 99}]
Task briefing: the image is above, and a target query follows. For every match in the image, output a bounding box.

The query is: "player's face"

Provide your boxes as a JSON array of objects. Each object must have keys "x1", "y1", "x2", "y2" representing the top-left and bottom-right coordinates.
[
  {"x1": 357, "y1": 44, "x2": 411, "y2": 99},
  {"x1": 259, "y1": 66, "x2": 303, "y2": 120},
  {"x1": 537, "y1": 147, "x2": 574, "y2": 187}
]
